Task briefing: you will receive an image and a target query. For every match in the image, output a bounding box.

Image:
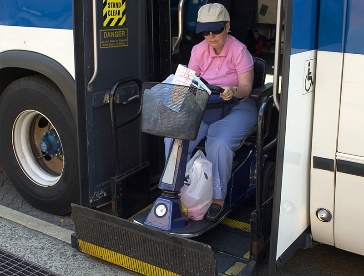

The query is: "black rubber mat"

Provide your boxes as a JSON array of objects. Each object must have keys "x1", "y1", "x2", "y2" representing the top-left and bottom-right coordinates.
[
  {"x1": 0, "y1": 249, "x2": 57, "y2": 276},
  {"x1": 228, "y1": 202, "x2": 255, "y2": 224}
]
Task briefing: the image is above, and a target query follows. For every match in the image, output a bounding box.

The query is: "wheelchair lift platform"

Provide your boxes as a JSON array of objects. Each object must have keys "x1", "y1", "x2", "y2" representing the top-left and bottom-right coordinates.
[{"x1": 72, "y1": 201, "x2": 256, "y2": 276}]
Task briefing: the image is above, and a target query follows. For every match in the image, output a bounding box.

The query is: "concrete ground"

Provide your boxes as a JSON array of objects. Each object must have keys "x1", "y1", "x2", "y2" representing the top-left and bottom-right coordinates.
[
  {"x1": 0, "y1": 212, "x2": 137, "y2": 276},
  {"x1": 0, "y1": 163, "x2": 137, "y2": 276}
]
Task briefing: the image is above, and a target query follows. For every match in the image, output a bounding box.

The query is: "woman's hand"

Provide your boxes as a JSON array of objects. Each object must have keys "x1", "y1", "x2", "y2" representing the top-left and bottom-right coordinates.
[
  {"x1": 219, "y1": 69, "x2": 254, "y2": 100},
  {"x1": 220, "y1": 86, "x2": 235, "y2": 101}
]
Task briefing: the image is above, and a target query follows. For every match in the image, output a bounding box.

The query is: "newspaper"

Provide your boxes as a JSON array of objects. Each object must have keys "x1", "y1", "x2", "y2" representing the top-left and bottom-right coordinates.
[
  {"x1": 157, "y1": 65, "x2": 211, "y2": 112},
  {"x1": 164, "y1": 64, "x2": 211, "y2": 94}
]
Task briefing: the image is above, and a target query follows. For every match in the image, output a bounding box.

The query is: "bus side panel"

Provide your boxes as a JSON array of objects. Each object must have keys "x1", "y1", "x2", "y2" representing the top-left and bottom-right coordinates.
[
  {"x1": 310, "y1": 0, "x2": 347, "y2": 246},
  {"x1": 0, "y1": 0, "x2": 72, "y2": 29},
  {"x1": 0, "y1": 1, "x2": 74, "y2": 76},
  {"x1": 310, "y1": 52, "x2": 343, "y2": 246},
  {"x1": 276, "y1": 51, "x2": 315, "y2": 258},
  {"x1": 337, "y1": 55, "x2": 364, "y2": 156},
  {"x1": 274, "y1": 0, "x2": 319, "y2": 261},
  {"x1": 335, "y1": 0, "x2": 364, "y2": 254},
  {"x1": 335, "y1": 169, "x2": 364, "y2": 255}
]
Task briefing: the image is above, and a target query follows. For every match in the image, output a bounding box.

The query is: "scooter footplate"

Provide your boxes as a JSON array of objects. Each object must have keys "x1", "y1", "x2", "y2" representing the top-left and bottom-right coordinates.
[{"x1": 133, "y1": 208, "x2": 231, "y2": 238}]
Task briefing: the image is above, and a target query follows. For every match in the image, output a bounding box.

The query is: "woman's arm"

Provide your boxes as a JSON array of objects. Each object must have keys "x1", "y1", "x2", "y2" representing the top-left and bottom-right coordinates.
[{"x1": 220, "y1": 69, "x2": 254, "y2": 101}]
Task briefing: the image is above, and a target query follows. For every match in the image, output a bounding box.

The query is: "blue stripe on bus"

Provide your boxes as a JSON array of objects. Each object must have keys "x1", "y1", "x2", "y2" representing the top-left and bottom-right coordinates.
[
  {"x1": 0, "y1": 0, "x2": 72, "y2": 30},
  {"x1": 288, "y1": 0, "x2": 364, "y2": 55},
  {"x1": 291, "y1": 0, "x2": 319, "y2": 55},
  {"x1": 318, "y1": 0, "x2": 346, "y2": 53},
  {"x1": 345, "y1": 0, "x2": 364, "y2": 55}
]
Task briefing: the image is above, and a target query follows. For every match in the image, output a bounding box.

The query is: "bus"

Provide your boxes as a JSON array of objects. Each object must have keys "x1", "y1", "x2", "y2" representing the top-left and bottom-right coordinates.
[
  {"x1": 1, "y1": 0, "x2": 364, "y2": 275},
  {"x1": 0, "y1": 0, "x2": 77, "y2": 215}
]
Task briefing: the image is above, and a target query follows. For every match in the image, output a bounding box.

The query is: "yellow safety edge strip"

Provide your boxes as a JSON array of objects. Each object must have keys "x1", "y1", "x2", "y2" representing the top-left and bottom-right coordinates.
[
  {"x1": 78, "y1": 239, "x2": 180, "y2": 276},
  {"x1": 128, "y1": 204, "x2": 153, "y2": 221},
  {"x1": 221, "y1": 217, "x2": 251, "y2": 232},
  {"x1": 222, "y1": 250, "x2": 250, "y2": 275},
  {"x1": 224, "y1": 261, "x2": 247, "y2": 275},
  {"x1": 243, "y1": 250, "x2": 250, "y2": 259}
]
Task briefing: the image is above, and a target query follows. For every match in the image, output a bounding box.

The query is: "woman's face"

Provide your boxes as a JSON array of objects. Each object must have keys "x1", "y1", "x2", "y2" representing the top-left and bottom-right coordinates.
[{"x1": 203, "y1": 22, "x2": 230, "y2": 54}]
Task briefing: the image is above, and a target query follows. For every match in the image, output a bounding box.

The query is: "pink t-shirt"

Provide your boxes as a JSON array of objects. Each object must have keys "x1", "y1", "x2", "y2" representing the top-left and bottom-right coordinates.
[{"x1": 188, "y1": 35, "x2": 253, "y2": 87}]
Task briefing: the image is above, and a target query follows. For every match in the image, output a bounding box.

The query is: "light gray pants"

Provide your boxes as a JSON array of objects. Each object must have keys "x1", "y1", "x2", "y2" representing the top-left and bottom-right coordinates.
[{"x1": 165, "y1": 99, "x2": 257, "y2": 200}]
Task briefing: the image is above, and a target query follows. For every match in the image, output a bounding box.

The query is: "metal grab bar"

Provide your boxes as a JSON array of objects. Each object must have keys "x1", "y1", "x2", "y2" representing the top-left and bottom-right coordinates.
[
  {"x1": 172, "y1": 0, "x2": 186, "y2": 55},
  {"x1": 88, "y1": 0, "x2": 98, "y2": 91},
  {"x1": 109, "y1": 76, "x2": 142, "y2": 175},
  {"x1": 273, "y1": 0, "x2": 284, "y2": 111}
]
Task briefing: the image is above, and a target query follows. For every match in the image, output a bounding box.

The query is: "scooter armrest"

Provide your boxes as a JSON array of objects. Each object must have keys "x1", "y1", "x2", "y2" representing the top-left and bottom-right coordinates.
[{"x1": 249, "y1": 82, "x2": 273, "y2": 101}]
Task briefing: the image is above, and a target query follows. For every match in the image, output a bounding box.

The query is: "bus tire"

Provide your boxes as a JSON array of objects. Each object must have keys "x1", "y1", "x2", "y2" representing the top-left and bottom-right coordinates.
[
  {"x1": 262, "y1": 161, "x2": 275, "y2": 203},
  {"x1": 0, "y1": 75, "x2": 79, "y2": 215}
]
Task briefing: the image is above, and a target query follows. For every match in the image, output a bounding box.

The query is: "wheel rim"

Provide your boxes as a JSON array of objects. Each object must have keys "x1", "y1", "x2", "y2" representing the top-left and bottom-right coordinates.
[{"x1": 12, "y1": 110, "x2": 64, "y2": 187}]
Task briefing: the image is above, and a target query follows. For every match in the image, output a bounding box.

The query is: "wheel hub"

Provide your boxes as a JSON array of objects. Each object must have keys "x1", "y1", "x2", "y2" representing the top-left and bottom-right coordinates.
[
  {"x1": 40, "y1": 130, "x2": 63, "y2": 157},
  {"x1": 12, "y1": 110, "x2": 63, "y2": 186}
]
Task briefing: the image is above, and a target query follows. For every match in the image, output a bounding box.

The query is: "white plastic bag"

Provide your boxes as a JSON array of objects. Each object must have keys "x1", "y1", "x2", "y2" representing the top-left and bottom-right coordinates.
[{"x1": 180, "y1": 150, "x2": 213, "y2": 220}]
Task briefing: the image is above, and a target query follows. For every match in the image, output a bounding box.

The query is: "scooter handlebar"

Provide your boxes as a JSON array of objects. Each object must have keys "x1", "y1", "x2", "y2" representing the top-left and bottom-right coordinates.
[
  {"x1": 198, "y1": 77, "x2": 224, "y2": 95},
  {"x1": 206, "y1": 84, "x2": 224, "y2": 95}
]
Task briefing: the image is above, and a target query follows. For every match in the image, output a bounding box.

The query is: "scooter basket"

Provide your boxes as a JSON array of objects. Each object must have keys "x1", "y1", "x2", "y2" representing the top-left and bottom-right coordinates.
[{"x1": 142, "y1": 83, "x2": 210, "y2": 140}]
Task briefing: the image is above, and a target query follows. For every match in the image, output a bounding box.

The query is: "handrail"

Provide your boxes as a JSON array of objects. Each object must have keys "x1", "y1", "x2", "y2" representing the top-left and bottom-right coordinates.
[
  {"x1": 109, "y1": 76, "x2": 142, "y2": 175},
  {"x1": 88, "y1": 0, "x2": 98, "y2": 90},
  {"x1": 273, "y1": 0, "x2": 284, "y2": 111},
  {"x1": 172, "y1": 0, "x2": 186, "y2": 55}
]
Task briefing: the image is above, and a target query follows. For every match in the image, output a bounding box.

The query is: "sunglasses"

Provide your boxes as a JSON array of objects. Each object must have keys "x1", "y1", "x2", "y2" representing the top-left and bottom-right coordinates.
[{"x1": 202, "y1": 26, "x2": 225, "y2": 37}]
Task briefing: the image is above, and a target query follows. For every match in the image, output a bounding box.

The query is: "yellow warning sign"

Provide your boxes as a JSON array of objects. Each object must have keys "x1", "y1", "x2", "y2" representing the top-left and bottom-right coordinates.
[
  {"x1": 100, "y1": 29, "x2": 128, "y2": 48},
  {"x1": 103, "y1": 0, "x2": 126, "y2": 27}
]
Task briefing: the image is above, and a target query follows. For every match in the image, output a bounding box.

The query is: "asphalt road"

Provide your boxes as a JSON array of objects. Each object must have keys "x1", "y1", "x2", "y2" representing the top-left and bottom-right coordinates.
[{"x1": 1, "y1": 160, "x2": 364, "y2": 275}]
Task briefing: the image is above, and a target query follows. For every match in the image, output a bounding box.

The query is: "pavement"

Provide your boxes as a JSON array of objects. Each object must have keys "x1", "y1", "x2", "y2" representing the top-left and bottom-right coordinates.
[
  {"x1": 258, "y1": 244, "x2": 364, "y2": 276},
  {"x1": 1, "y1": 160, "x2": 364, "y2": 275},
  {"x1": 0, "y1": 209, "x2": 138, "y2": 276},
  {"x1": 0, "y1": 162, "x2": 137, "y2": 276}
]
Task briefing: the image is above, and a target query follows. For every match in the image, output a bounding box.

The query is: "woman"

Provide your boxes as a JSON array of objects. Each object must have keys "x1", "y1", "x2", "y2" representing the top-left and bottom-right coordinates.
[{"x1": 166, "y1": 3, "x2": 257, "y2": 221}]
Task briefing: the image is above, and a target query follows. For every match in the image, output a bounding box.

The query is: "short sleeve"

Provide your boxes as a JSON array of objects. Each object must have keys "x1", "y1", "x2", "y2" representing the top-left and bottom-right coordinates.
[
  {"x1": 234, "y1": 45, "x2": 254, "y2": 75},
  {"x1": 188, "y1": 45, "x2": 201, "y2": 75}
]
